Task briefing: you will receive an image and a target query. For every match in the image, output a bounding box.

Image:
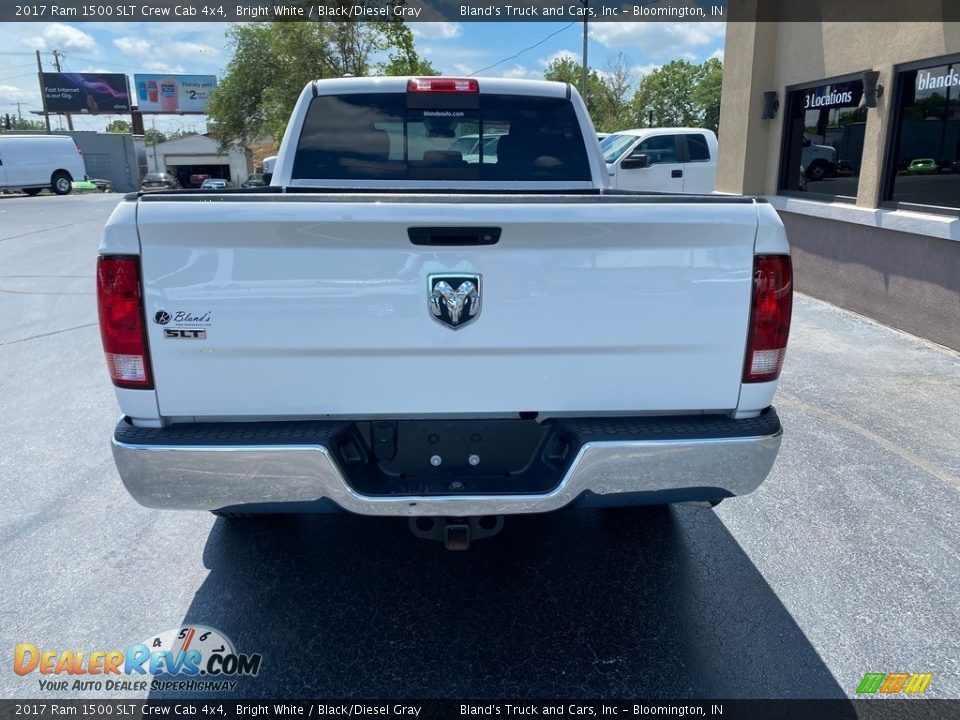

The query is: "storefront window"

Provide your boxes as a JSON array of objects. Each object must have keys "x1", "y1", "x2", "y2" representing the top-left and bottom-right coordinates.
[
  {"x1": 887, "y1": 57, "x2": 960, "y2": 211},
  {"x1": 779, "y1": 78, "x2": 866, "y2": 198}
]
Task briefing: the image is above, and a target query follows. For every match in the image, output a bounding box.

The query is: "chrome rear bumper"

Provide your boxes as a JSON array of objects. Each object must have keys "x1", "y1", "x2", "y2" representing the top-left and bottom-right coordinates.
[{"x1": 112, "y1": 413, "x2": 782, "y2": 516}]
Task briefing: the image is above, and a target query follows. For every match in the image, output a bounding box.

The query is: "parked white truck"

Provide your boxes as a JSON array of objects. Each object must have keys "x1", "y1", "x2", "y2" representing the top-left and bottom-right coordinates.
[
  {"x1": 601, "y1": 128, "x2": 718, "y2": 193},
  {"x1": 98, "y1": 77, "x2": 792, "y2": 548}
]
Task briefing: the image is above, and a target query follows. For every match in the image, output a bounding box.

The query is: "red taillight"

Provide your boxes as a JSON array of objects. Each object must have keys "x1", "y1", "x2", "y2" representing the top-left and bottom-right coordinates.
[
  {"x1": 407, "y1": 77, "x2": 479, "y2": 93},
  {"x1": 96, "y1": 256, "x2": 153, "y2": 389},
  {"x1": 743, "y1": 255, "x2": 793, "y2": 383}
]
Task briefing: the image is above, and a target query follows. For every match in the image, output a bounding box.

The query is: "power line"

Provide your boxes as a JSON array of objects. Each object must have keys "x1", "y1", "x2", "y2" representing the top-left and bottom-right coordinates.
[
  {"x1": 2, "y1": 72, "x2": 41, "y2": 82},
  {"x1": 469, "y1": 22, "x2": 578, "y2": 77}
]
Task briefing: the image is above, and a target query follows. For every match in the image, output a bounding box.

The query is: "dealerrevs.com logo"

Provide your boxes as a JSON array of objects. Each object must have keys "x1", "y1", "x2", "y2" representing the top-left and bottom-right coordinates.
[{"x1": 14, "y1": 626, "x2": 262, "y2": 693}]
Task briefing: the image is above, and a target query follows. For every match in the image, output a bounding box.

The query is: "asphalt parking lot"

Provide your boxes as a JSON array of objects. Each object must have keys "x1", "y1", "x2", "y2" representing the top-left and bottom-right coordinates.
[{"x1": 0, "y1": 192, "x2": 958, "y2": 700}]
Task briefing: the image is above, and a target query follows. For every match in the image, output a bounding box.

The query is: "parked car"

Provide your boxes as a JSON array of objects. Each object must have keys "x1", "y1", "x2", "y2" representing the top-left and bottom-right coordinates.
[
  {"x1": 241, "y1": 173, "x2": 266, "y2": 188},
  {"x1": 189, "y1": 173, "x2": 211, "y2": 187},
  {"x1": 99, "y1": 76, "x2": 792, "y2": 550},
  {"x1": 0, "y1": 134, "x2": 86, "y2": 195},
  {"x1": 141, "y1": 172, "x2": 180, "y2": 191},
  {"x1": 907, "y1": 158, "x2": 938, "y2": 175},
  {"x1": 91, "y1": 177, "x2": 113, "y2": 193},
  {"x1": 71, "y1": 179, "x2": 99, "y2": 193},
  {"x1": 446, "y1": 133, "x2": 505, "y2": 164},
  {"x1": 801, "y1": 135, "x2": 837, "y2": 181},
  {"x1": 602, "y1": 128, "x2": 718, "y2": 193},
  {"x1": 200, "y1": 178, "x2": 228, "y2": 190}
]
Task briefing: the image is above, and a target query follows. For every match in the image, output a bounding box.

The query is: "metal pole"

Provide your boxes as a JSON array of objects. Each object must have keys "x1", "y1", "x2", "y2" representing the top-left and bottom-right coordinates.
[
  {"x1": 36, "y1": 50, "x2": 51, "y2": 133},
  {"x1": 581, "y1": 0, "x2": 589, "y2": 103},
  {"x1": 52, "y1": 50, "x2": 74, "y2": 131},
  {"x1": 151, "y1": 117, "x2": 159, "y2": 171}
]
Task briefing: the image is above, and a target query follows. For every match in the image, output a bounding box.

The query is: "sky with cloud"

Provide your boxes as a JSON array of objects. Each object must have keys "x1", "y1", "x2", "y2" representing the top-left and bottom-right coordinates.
[{"x1": 0, "y1": 21, "x2": 725, "y2": 135}]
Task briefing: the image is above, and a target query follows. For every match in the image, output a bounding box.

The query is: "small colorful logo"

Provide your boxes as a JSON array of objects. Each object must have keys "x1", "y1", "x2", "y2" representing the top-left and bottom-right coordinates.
[
  {"x1": 14, "y1": 626, "x2": 261, "y2": 692},
  {"x1": 856, "y1": 672, "x2": 933, "y2": 695}
]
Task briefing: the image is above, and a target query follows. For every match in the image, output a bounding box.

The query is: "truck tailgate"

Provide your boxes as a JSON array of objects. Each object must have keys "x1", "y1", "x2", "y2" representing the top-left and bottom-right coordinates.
[{"x1": 135, "y1": 196, "x2": 757, "y2": 418}]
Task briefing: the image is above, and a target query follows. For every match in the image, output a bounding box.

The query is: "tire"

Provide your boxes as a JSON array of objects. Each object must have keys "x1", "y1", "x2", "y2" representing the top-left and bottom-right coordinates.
[
  {"x1": 22, "y1": 188, "x2": 42, "y2": 196},
  {"x1": 51, "y1": 171, "x2": 72, "y2": 195},
  {"x1": 805, "y1": 162, "x2": 827, "y2": 182}
]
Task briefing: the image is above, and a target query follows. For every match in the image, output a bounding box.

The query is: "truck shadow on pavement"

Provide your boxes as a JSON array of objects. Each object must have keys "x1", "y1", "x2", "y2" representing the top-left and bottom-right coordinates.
[{"x1": 150, "y1": 507, "x2": 848, "y2": 699}]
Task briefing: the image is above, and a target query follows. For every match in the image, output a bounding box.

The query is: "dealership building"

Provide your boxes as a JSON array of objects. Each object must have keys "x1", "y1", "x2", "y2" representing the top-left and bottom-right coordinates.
[{"x1": 718, "y1": 16, "x2": 960, "y2": 351}]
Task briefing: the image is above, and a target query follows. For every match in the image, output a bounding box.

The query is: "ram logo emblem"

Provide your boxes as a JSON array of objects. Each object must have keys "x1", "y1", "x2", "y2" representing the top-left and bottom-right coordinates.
[{"x1": 428, "y1": 274, "x2": 482, "y2": 330}]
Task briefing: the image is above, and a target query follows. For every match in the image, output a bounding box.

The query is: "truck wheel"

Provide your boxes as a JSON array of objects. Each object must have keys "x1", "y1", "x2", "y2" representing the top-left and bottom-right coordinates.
[
  {"x1": 805, "y1": 162, "x2": 826, "y2": 182},
  {"x1": 51, "y1": 171, "x2": 72, "y2": 195},
  {"x1": 22, "y1": 188, "x2": 42, "y2": 196}
]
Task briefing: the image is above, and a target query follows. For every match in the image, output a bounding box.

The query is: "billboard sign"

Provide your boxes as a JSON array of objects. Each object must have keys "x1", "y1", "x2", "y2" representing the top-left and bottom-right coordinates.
[
  {"x1": 41, "y1": 73, "x2": 130, "y2": 113},
  {"x1": 133, "y1": 74, "x2": 217, "y2": 114}
]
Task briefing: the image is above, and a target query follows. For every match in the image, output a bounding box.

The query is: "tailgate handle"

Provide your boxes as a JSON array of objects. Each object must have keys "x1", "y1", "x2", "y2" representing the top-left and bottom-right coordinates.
[{"x1": 408, "y1": 227, "x2": 501, "y2": 246}]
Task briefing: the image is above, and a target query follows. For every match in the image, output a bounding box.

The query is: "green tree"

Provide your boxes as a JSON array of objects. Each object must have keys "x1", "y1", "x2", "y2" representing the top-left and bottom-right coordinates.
[
  {"x1": 632, "y1": 58, "x2": 725, "y2": 131},
  {"x1": 692, "y1": 57, "x2": 723, "y2": 133},
  {"x1": 208, "y1": 20, "x2": 432, "y2": 148},
  {"x1": 543, "y1": 55, "x2": 613, "y2": 130},
  {"x1": 105, "y1": 119, "x2": 132, "y2": 134},
  {"x1": 3, "y1": 116, "x2": 47, "y2": 132},
  {"x1": 379, "y1": 23, "x2": 438, "y2": 76},
  {"x1": 144, "y1": 128, "x2": 167, "y2": 146},
  {"x1": 632, "y1": 60, "x2": 702, "y2": 128},
  {"x1": 600, "y1": 52, "x2": 637, "y2": 131}
]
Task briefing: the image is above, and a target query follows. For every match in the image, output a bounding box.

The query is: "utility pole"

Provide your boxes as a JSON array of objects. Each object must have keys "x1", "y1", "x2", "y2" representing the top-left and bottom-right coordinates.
[
  {"x1": 36, "y1": 50, "x2": 51, "y2": 133},
  {"x1": 51, "y1": 50, "x2": 74, "y2": 130},
  {"x1": 151, "y1": 116, "x2": 159, "y2": 171},
  {"x1": 580, "y1": 0, "x2": 589, "y2": 104},
  {"x1": 10, "y1": 102, "x2": 25, "y2": 122}
]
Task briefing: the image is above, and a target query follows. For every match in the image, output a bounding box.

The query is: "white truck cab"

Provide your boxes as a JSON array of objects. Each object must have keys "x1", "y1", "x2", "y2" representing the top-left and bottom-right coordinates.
[
  {"x1": 602, "y1": 128, "x2": 718, "y2": 193},
  {"x1": 0, "y1": 134, "x2": 86, "y2": 195},
  {"x1": 800, "y1": 135, "x2": 837, "y2": 181}
]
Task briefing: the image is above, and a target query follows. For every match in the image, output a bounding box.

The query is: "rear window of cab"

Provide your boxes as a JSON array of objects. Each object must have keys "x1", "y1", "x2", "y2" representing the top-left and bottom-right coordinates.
[{"x1": 292, "y1": 92, "x2": 591, "y2": 182}]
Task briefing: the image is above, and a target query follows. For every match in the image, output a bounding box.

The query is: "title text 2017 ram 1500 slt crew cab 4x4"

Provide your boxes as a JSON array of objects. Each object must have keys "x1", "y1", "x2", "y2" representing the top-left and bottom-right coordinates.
[{"x1": 98, "y1": 77, "x2": 792, "y2": 549}]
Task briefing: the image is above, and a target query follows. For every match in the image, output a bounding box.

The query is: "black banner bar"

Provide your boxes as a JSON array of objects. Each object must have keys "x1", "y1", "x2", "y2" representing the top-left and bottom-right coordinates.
[
  {"x1": 2, "y1": 0, "x2": 960, "y2": 23},
  {"x1": 1, "y1": 700, "x2": 959, "y2": 720}
]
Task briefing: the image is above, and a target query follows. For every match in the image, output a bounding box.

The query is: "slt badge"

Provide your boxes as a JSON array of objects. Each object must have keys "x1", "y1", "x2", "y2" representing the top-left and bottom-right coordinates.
[{"x1": 428, "y1": 274, "x2": 481, "y2": 330}]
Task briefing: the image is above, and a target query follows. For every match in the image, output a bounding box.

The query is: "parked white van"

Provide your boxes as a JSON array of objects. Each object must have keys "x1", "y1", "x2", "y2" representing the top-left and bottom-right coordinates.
[
  {"x1": 0, "y1": 134, "x2": 87, "y2": 195},
  {"x1": 601, "y1": 128, "x2": 718, "y2": 193}
]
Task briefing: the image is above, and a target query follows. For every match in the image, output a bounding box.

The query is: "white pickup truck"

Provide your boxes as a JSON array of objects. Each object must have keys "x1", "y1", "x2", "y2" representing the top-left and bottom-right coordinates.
[
  {"x1": 98, "y1": 77, "x2": 792, "y2": 548},
  {"x1": 601, "y1": 128, "x2": 718, "y2": 193}
]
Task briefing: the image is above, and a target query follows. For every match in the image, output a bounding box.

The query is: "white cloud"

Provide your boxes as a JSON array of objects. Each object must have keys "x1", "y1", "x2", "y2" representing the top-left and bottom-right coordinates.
[
  {"x1": 411, "y1": 22, "x2": 463, "y2": 40},
  {"x1": 171, "y1": 41, "x2": 217, "y2": 57},
  {"x1": 632, "y1": 63, "x2": 662, "y2": 78},
  {"x1": 539, "y1": 49, "x2": 579, "y2": 67},
  {"x1": 24, "y1": 23, "x2": 97, "y2": 52},
  {"x1": 708, "y1": 47, "x2": 725, "y2": 62},
  {"x1": 113, "y1": 36, "x2": 151, "y2": 55},
  {"x1": 497, "y1": 65, "x2": 540, "y2": 79},
  {"x1": 0, "y1": 83, "x2": 34, "y2": 101},
  {"x1": 143, "y1": 61, "x2": 187, "y2": 74},
  {"x1": 590, "y1": 22, "x2": 725, "y2": 59}
]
